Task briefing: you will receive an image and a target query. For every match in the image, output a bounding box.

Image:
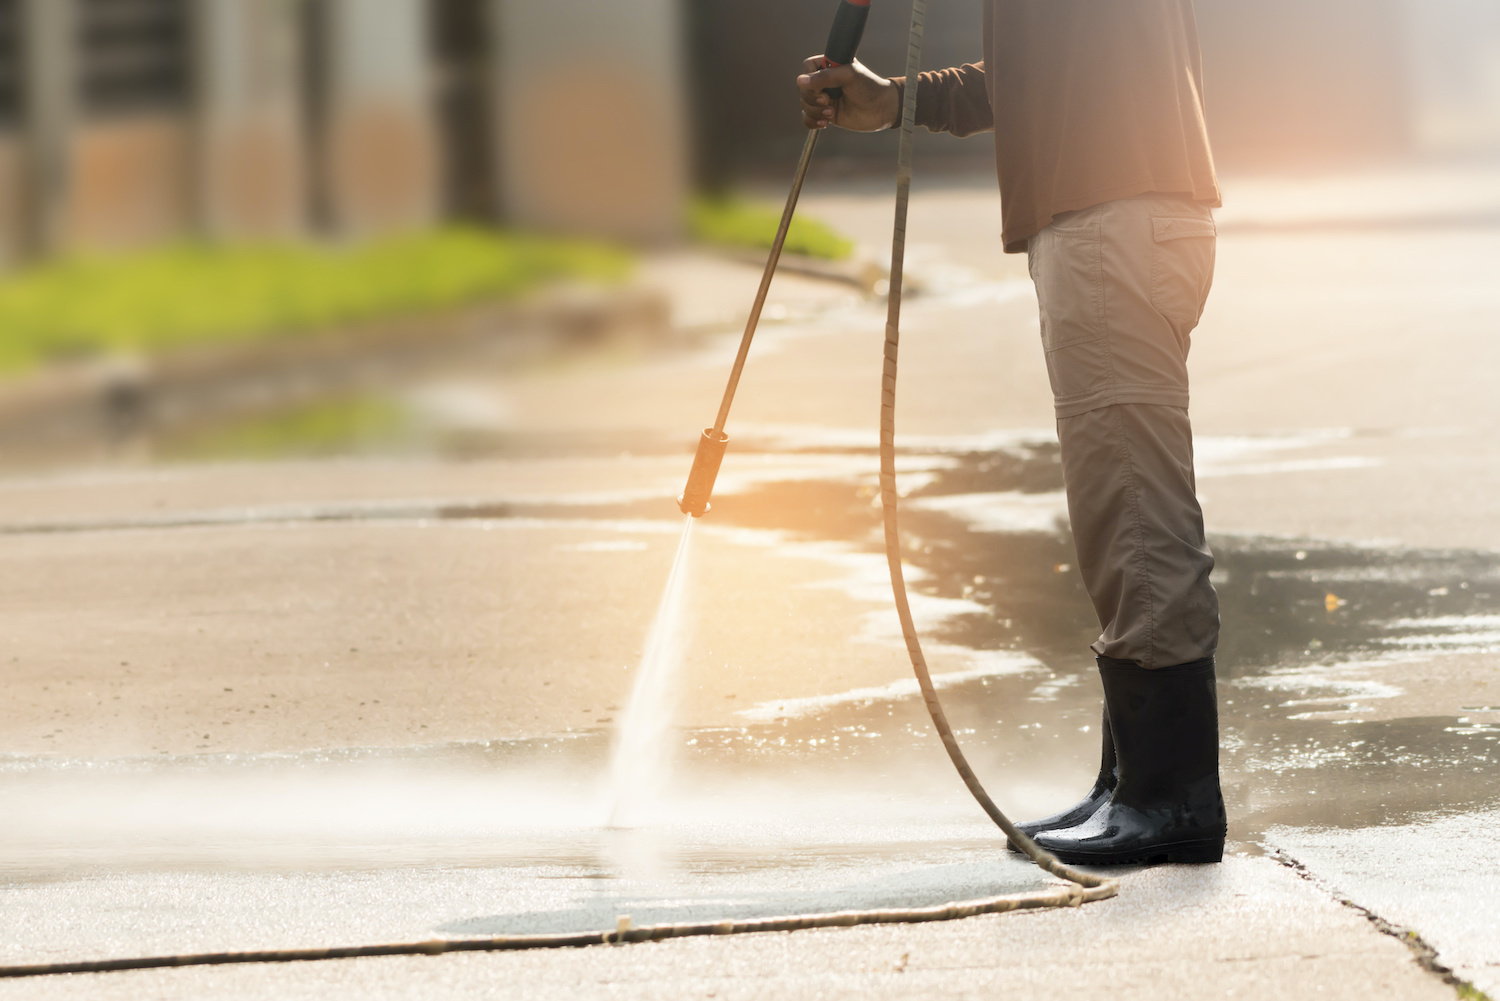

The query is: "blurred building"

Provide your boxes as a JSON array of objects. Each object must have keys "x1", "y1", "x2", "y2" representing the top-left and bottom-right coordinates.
[
  {"x1": 689, "y1": 0, "x2": 993, "y2": 185},
  {"x1": 1198, "y1": 0, "x2": 1500, "y2": 168},
  {"x1": 1194, "y1": 0, "x2": 1412, "y2": 170},
  {"x1": 495, "y1": 0, "x2": 688, "y2": 241},
  {"x1": 0, "y1": 0, "x2": 690, "y2": 270},
  {"x1": 6, "y1": 0, "x2": 1499, "y2": 272},
  {"x1": 693, "y1": 0, "x2": 1500, "y2": 181}
]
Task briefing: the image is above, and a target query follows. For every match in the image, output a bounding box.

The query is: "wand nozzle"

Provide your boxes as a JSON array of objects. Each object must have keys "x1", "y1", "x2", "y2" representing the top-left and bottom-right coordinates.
[
  {"x1": 680, "y1": 0, "x2": 867, "y2": 519},
  {"x1": 677, "y1": 428, "x2": 729, "y2": 517}
]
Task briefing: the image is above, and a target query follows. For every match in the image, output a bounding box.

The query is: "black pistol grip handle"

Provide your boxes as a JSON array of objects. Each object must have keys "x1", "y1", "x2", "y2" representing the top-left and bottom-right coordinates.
[{"x1": 821, "y1": 0, "x2": 870, "y2": 102}]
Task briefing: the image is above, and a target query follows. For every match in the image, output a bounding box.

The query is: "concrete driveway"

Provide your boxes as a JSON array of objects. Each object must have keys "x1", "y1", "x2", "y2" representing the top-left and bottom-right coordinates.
[{"x1": 1, "y1": 164, "x2": 1496, "y2": 1000}]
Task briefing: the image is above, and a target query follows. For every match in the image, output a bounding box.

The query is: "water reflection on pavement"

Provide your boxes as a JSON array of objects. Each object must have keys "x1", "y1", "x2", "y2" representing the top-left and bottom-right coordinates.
[{"x1": 3, "y1": 432, "x2": 1497, "y2": 982}]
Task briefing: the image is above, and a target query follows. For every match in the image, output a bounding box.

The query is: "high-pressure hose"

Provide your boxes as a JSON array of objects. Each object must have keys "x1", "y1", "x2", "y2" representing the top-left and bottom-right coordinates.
[
  {"x1": 0, "y1": 0, "x2": 1112, "y2": 982},
  {"x1": 876, "y1": 0, "x2": 1115, "y2": 903}
]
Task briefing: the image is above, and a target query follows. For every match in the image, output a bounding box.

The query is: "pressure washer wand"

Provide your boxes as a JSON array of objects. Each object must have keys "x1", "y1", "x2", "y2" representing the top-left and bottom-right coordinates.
[{"x1": 678, "y1": 0, "x2": 871, "y2": 518}]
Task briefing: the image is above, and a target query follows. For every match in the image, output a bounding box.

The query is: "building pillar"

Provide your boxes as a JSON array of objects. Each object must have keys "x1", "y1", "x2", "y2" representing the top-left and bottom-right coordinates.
[
  {"x1": 321, "y1": 0, "x2": 440, "y2": 237},
  {"x1": 493, "y1": 0, "x2": 690, "y2": 243},
  {"x1": 20, "y1": 0, "x2": 76, "y2": 259},
  {"x1": 195, "y1": 0, "x2": 307, "y2": 241}
]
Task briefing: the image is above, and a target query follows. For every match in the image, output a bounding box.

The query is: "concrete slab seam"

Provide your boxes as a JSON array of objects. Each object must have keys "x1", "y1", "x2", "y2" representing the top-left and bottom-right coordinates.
[{"x1": 1264, "y1": 845, "x2": 1493, "y2": 1001}]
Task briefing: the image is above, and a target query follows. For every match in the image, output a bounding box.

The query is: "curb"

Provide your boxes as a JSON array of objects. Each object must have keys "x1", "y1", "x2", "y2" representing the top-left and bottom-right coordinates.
[{"x1": 0, "y1": 286, "x2": 669, "y2": 462}]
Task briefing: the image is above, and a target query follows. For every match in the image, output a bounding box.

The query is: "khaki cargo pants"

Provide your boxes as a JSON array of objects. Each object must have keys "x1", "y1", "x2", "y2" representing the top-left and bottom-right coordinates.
[{"x1": 1026, "y1": 194, "x2": 1219, "y2": 669}]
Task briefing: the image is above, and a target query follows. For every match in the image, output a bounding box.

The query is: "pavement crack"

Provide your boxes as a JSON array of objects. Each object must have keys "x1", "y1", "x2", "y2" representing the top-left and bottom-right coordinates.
[{"x1": 1264, "y1": 844, "x2": 1492, "y2": 1001}]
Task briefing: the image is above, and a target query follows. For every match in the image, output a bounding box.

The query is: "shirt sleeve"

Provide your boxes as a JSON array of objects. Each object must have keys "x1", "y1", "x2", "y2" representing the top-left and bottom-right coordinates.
[{"x1": 891, "y1": 61, "x2": 993, "y2": 137}]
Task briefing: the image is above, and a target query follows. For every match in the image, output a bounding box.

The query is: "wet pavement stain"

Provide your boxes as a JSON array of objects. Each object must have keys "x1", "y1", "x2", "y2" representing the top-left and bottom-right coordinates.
[
  {"x1": 380, "y1": 438, "x2": 1500, "y2": 846},
  {"x1": 632, "y1": 442, "x2": 1500, "y2": 842},
  {"x1": 4, "y1": 438, "x2": 1498, "y2": 879},
  {"x1": 120, "y1": 434, "x2": 1500, "y2": 845}
]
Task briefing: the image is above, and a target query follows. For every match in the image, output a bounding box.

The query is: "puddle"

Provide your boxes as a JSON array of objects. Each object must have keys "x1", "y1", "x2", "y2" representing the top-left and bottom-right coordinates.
[{"x1": 500, "y1": 436, "x2": 1500, "y2": 842}]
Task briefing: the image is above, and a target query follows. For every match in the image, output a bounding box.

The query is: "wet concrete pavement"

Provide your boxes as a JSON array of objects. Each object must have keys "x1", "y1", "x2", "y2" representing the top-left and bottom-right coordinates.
[{"x1": 3, "y1": 168, "x2": 1500, "y2": 998}]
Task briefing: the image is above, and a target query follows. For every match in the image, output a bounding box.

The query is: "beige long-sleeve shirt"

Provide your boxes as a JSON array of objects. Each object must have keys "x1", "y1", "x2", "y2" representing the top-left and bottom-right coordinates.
[{"x1": 894, "y1": 0, "x2": 1220, "y2": 252}]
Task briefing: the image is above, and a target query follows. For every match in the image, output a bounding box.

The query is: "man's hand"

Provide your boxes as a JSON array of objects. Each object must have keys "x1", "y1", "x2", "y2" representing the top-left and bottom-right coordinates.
[{"x1": 797, "y1": 57, "x2": 899, "y2": 132}]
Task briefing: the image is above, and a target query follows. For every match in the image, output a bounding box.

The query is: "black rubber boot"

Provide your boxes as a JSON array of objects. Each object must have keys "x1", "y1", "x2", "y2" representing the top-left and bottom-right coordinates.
[
  {"x1": 1006, "y1": 709, "x2": 1115, "y2": 852},
  {"x1": 1032, "y1": 655, "x2": 1226, "y2": 865}
]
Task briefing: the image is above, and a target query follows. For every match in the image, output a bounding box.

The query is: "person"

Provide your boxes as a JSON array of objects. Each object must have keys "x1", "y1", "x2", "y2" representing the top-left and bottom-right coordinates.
[{"x1": 796, "y1": 0, "x2": 1227, "y2": 865}]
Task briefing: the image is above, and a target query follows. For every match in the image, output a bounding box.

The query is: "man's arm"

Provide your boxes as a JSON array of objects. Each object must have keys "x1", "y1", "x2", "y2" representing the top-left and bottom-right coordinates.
[
  {"x1": 894, "y1": 63, "x2": 993, "y2": 137},
  {"x1": 797, "y1": 59, "x2": 993, "y2": 136}
]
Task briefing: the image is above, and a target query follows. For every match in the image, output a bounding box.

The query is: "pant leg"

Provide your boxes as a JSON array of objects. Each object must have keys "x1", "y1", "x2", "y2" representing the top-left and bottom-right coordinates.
[
  {"x1": 1027, "y1": 195, "x2": 1219, "y2": 668},
  {"x1": 1058, "y1": 403, "x2": 1218, "y2": 666}
]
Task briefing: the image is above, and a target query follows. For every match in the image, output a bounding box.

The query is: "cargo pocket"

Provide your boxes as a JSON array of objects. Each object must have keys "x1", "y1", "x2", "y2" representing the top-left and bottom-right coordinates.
[
  {"x1": 1150, "y1": 216, "x2": 1216, "y2": 332},
  {"x1": 1029, "y1": 217, "x2": 1113, "y2": 407}
]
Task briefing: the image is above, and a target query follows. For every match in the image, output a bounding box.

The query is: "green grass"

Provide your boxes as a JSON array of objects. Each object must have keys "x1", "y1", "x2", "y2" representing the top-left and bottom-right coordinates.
[
  {"x1": 165, "y1": 395, "x2": 412, "y2": 461},
  {"x1": 0, "y1": 228, "x2": 632, "y2": 375},
  {"x1": 689, "y1": 195, "x2": 854, "y2": 261}
]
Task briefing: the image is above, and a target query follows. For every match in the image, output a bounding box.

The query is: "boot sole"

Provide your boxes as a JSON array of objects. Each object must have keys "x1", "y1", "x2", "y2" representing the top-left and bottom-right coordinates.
[{"x1": 1039, "y1": 837, "x2": 1224, "y2": 866}]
